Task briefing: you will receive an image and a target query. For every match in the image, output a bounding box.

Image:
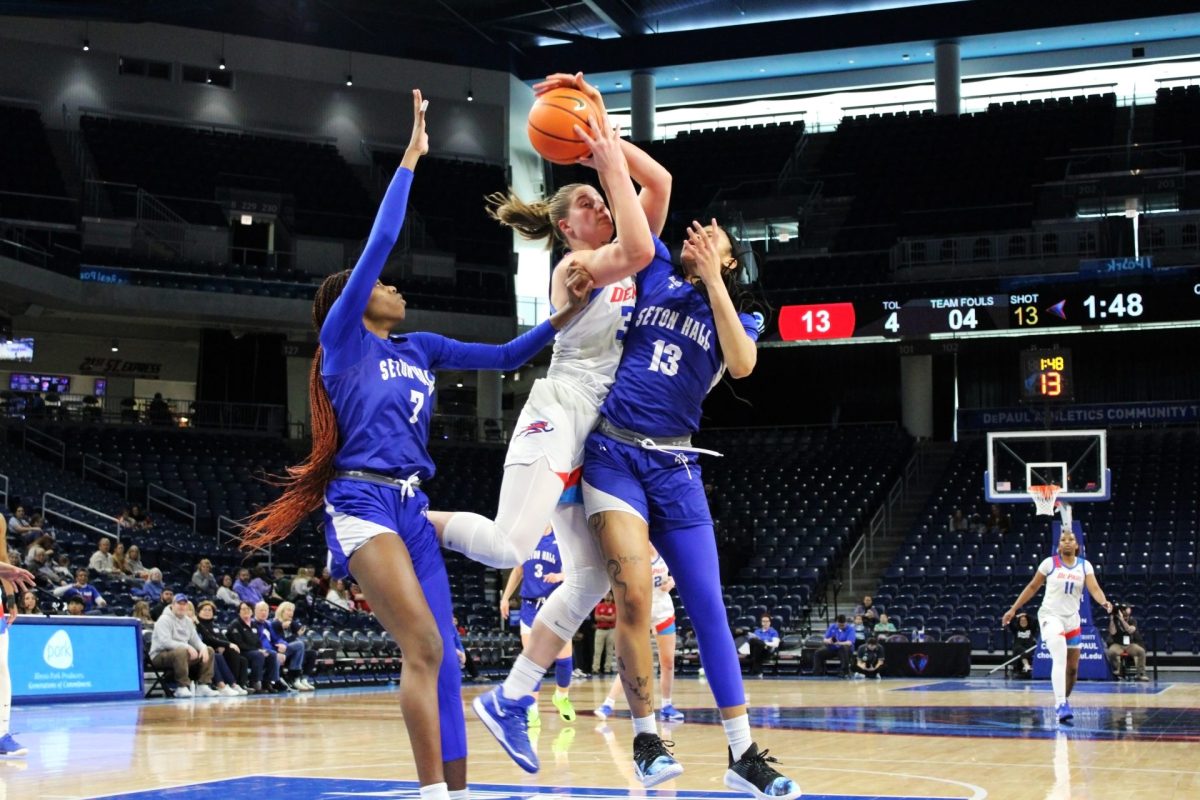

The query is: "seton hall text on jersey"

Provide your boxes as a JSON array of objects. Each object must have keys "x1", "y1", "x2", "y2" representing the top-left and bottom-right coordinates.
[
  {"x1": 530, "y1": 548, "x2": 558, "y2": 565},
  {"x1": 378, "y1": 357, "x2": 435, "y2": 393},
  {"x1": 634, "y1": 306, "x2": 713, "y2": 351}
]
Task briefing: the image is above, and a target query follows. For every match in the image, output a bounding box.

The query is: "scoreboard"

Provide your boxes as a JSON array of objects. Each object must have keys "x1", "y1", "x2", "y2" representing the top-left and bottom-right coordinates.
[
  {"x1": 1020, "y1": 347, "x2": 1073, "y2": 402},
  {"x1": 776, "y1": 282, "x2": 1200, "y2": 342}
]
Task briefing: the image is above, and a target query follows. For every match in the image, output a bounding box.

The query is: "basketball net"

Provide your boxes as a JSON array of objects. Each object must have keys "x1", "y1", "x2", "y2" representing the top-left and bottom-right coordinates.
[{"x1": 1031, "y1": 484, "x2": 1073, "y2": 532}]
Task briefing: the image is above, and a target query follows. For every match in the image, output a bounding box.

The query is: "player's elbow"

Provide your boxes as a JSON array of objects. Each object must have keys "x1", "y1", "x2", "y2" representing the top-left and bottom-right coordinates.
[
  {"x1": 621, "y1": 236, "x2": 655, "y2": 268},
  {"x1": 727, "y1": 353, "x2": 756, "y2": 379}
]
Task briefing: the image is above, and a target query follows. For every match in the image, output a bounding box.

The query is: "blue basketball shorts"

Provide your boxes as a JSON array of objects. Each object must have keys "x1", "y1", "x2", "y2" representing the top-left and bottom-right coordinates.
[
  {"x1": 323, "y1": 478, "x2": 436, "y2": 580},
  {"x1": 580, "y1": 430, "x2": 710, "y2": 530}
]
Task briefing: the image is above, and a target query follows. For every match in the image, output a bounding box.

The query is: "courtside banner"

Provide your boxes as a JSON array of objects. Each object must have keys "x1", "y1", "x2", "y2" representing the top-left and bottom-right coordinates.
[
  {"x1": 959, "y1": 401, "x2": 1200, "y2": 431},
  {"x1": 9, "y1": 617, "x2": 144, "y2": 704}
]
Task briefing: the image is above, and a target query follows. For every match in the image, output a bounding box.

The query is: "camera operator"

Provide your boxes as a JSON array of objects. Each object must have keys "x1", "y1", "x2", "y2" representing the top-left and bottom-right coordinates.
[{"x1": 1105, "y1": 604, "x2": 1148, "y2": 682}]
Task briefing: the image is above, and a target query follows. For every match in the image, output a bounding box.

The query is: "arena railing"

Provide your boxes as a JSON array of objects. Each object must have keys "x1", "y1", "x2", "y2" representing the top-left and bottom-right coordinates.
[
  {"x1": 9, "y1": 394, "x2": 289, "y2": 436},
  {"x1": 23, "y1": 426, "x2": 66, "y2": 469},
  {"x1": 846, "y1": 447, "x2": 924, "y2": 597},
  {"x1": 42, "y1": 491, "x2": 123, "y2": 542},
  {"x1": 83, "y1": 454, "x2": 129, "y2": 500},
  {"x1": 217, "y1": 514, "x2": 271, "y2": 564},
  {"x1": 146, "y1": 483, "x2": 197, "y2": 534}
]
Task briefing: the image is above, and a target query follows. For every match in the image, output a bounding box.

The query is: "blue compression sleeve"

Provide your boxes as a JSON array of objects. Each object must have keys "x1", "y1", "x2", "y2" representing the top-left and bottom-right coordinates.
[
  {"x1": 319, "y1": 167, "x2": 414, "y2": 372},
  {"x1": 412, "y1": 319, "x2": 557, "y2": 372}
]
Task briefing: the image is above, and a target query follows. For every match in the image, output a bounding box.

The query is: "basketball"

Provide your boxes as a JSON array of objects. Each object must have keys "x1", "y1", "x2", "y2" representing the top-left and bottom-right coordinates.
[{"x1": 527, "y1": 87, "x2": 601, "y2": 165}]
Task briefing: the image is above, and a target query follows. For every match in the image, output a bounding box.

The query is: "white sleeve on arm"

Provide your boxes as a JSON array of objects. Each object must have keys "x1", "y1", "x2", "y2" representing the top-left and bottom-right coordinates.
[{"x1": 1037, "y1": 557, "x2": 1055, "y2": 577}]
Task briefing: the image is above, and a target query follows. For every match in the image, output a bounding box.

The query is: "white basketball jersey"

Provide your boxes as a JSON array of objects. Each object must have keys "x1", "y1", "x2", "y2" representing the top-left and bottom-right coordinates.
[
  {"x1": 650, "y1": 552, "x2": 675, "y2": 623},
  {"x1": 546, "y1": 277, "x2": 636, "y2": 407},
  {"x1": 1037, "y1": 556, "x2": 1093, "y2": 617}
]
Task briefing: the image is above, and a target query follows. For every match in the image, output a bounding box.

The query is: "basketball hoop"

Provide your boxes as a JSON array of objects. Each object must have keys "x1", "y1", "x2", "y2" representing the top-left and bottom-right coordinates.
[{"x1": 1030, "y1": 484, "x2": 1061, "y2": 516}]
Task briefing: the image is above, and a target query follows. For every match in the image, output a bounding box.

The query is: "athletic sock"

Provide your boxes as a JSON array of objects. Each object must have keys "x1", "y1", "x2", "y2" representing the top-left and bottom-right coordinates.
[
  {"x1": 723, "y1": 714, "x2": 753, "y2": 761},
  {"x1": 503, "y1": 654, "x2": 547, "y2": 701}
]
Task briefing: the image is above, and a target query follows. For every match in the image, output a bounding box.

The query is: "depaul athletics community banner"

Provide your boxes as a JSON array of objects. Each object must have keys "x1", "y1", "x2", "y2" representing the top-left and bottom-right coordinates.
[{"x1": 958, "y1": 400, "x2": 1200, "y2": 431}]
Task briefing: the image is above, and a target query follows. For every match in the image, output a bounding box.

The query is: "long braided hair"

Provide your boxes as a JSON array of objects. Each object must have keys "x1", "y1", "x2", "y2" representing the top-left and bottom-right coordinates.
[{"x1": 241, "y1": 270, "x2": 351, "y2": 550}]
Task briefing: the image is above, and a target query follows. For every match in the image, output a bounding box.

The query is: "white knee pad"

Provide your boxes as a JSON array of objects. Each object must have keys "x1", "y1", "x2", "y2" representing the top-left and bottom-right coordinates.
[
  {"x1": 535, "y1": 504, "x2": 610, "y2": 638},
  {"x1": 441, "y1": 512, "x2": 522, "y2": 568}
]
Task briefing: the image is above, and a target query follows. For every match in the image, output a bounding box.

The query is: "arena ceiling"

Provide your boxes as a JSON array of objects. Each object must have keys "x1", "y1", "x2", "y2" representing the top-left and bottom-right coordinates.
[{"x1": 2, "y1": 1, "x2": 1199, "y2": 91}]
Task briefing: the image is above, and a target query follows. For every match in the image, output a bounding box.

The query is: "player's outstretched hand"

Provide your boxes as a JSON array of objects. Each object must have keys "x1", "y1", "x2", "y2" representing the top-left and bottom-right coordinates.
[
  {"x1": 548, "y1": 265, "x2": 595, "y2": 330},
  {"x1": 1001, "y1": 609, "x2": 1015, "y2": 627},
  {"x1": 0, "y1": 562, "x2": 35, "y2": 592},
  {"x1": 573, "y1": 111, "x2": 625, "y2": 174},
  {"x1": 401, "y1": 89, "x2": 428, "y2": 171},
  {"x1": 684, "y1": 218, "x2": 726, "y2": 286}
]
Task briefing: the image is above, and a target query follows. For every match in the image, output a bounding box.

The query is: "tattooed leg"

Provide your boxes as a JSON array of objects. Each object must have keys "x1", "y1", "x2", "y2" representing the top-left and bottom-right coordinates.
[{"x1": 591, "y1": 510, "x2": 655, "y2": 718}]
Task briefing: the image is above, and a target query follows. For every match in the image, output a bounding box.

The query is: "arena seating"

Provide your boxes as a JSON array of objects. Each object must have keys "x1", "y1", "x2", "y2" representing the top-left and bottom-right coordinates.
[
  {"x1": 0, "y1": 104, "x2": 72, "y2": 224},
  {"x1": 79, "y1": 115, "x2": 373, "y2": 238},
  {"x1": 874, "y1": 429, "x2": 1199, "y2": 655}
]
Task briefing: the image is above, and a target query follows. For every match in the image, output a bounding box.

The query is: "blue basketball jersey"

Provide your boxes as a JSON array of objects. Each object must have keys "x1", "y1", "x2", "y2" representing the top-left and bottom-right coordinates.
[
  {"x1": 520, "y1": 531, "x2": 561, "y2": 600},
  {"x1": 320, "y1": 166, "x2": 557, "y2": 481},
  {"x1": 601, "y1": 235, "x2": 759, "y2": 437}
]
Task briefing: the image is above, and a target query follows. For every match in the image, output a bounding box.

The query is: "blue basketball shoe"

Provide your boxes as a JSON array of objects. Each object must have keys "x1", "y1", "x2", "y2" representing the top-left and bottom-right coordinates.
[
  {"x1": 0, "y1": 734, "x2": 27, "y2": 757},
  {"x1": 1056, "y1": 701, "x2": 1074, "y2": 724},
  {"x1": 473, "y1": 688, "x2": 538, "y2": 772}
]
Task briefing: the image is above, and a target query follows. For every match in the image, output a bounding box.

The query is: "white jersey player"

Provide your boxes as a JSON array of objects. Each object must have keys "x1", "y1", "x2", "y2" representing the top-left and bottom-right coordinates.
[{"x1": 1003, "y1": 530, "x2": 1112, "y2": 724}]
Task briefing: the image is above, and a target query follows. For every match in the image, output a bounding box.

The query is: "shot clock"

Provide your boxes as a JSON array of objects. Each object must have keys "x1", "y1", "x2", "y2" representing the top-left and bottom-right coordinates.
[{"x1": 1020, "y1": 348, "x2": 1073, "y2": 402}]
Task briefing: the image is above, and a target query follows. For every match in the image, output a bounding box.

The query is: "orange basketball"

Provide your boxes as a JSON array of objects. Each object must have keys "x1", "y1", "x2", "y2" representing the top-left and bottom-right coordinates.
[{"x1": 527, "y1": 87, "x2": 602, "y2": 165}]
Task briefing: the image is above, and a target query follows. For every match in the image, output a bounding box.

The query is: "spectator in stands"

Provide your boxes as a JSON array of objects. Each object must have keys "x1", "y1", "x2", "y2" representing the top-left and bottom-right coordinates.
[
  {"x1": 216, "y1": 574, "x2": 241, "y2": 608},
  {"x1": 26, "y1": 512, "x2": 53, "y2": 546},
  {"x1": 88, "y1": 537, "x2": 116, "y2": 574},
  {"x1": 117, "y1": 506, "x2": 137, "y2": 531},
  {"x1": 191, "y1": 559, "x2": 218, "y2": 596},
  {"x1": 1009, "y1": 612, "x2": 1039, "y2": 679},
  {"x1": 451, "y1": 616, "x2": 482, "y2": 682},
  {"x1": 854, "y1": 595, "x2": 881, "y2": 630},
  {"x1": 23, "y1": 535, "x2": 55, "y2": 570},
  {"x1": 348, "y1": 582, "x2": 372, "y2": 613},
  {"x1": 291, "y1": 567, "x2": 315, "y2": 599},
  {"x1": 28, "y1": 546, "x2": 64, "y2": 588},
  {"x1": 50, "y1": 554, "x2": 73, "y2": 583},
  {"x1": 189, "y1": 600, "x2": 245, "y2": 695},
  {"x1": 149, "y1": 595, "x2": 215, "y2": 698},
  {"x1": 123, "y1": 545, "x2": 149, "y2": 580},
  {"x1": 1106, "y1": 604, "x2": 1148, "y2": 682},
  {"x1": 270, "y1": 601, "x2": 315, "y2": 691},
  {"x1": 127, "y1": 503, "x2": 152, "y2": 530},
  {"x1": 949, "y1": 509, "x2": 969, "y2": 533},
  {"x1": 226, "y1": 601, "x2": 280, "y2": 694},
  {"x1": 195, "y1": 600, "x2": 248, "y2": 693},
  {"x1": 987, "y1": 505, "x2": 1011, "y2": 535},
  {"x1": 325, "y1": 578, "x2": 353, "y2": 611},
  {"x1": 853, "y1": 636, "x2": 885, "y2": 680},
  {"x1": 249, "y1": 566, "x2": 273, "y2": 601},
  {"x1": 18, "y1": 590, "x2": 42, "y2": 616},
  {"x1": 271, "y1": 566, "x2": 291, "y2": 601},
  {"x1": 149, "y1": 587, "x2": 175, "y2": 621},
  {"x1": 874, "y1": 613, "x2": 897, "y2": 635},
  {"x1": 64, "y1": 596, "x2": 85, "y2": 616},
  {"x1": 52, "y1": 568, "x2": 107, "y2": 612},
  {"x1": 111, "y1": 541, "x2": 128, "y2": 576},
  {"x1": 814, "y1": 614, "x2": 855, "y2": 677},
  {"x1": 148, "y1": 393, "x2": 174, "y2": 426},
  {"x1": 253, "y1": 601, "x2": 295, "y2": 692},
  {"x1": 5, "y1": 507, "x2": 40, "y2": 540},
  {"x1": 592, "y1": 591, "x2": 616, "y2": 676},
  {"x1": 139, "y1": 568, "x2": 167, "y2": 602},
  {"x1": 233, "y1": 568, "x2": 263, "y2": 605},
  {"x1": 746, "y1": 614, "x2": 780, "y2": 676},
  {"x1": 131, "y1": 600, "x2": 153, "y2": 625}
]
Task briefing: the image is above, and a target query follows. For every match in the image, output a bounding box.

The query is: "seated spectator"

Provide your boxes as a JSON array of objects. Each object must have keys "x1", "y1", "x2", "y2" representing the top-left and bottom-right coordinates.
[
  {"x1": 148, "y1": 392, "x2": 174, "y2": 426},
  {"x1": 253, "y1": 601, "x2": 295, "y2": 692},
  {"x1": 853, "y1": 614, "x2": 867, "y2": 645},
  {"x1": 49, "y1": 554, "x2": 73, "y2": 583},
  {"x1": 813, "y1": 614, "x2": 855, "y2": 677},
  {"x1": 315, "y1": 566, "x2": 332, "y2": 598},
  {"x1": 854, "y1": 595, "x2": 881, "y2": 630},
  {"x1": 138, "y1": 568, "x2": 167, "y2": 601},
  {"x1": 948, "y1": 509, "x2": 969, "y2": 533},
  {"x1": 874, "y1": 613, "x2": 897, "y2": 635},
  {"x1": 88, "y1": 537, "x2": 116, "y2": 574},
  {"x1": 226, "y1": 601, "x2": 281, "y2": 694},
  {"x1": 1106, "y1": 604, "x2": 1148, "y2": 682},
  {"x1": 18, "y1": 590, "x2": 43, "y2": 615},
  {"x1": 216, "y1": 574, "x2": 241, "y2": 608},
  {"x1": 271, "y1": 566, "x2": 292, "y2": 601},
  {"x1": 26, "y1": 512, "x2": 54, "y2": 546},
  {"x1": 127, "y1": 503, "x2": 152, "y2": 531},
  {"x1": 28, "y1": 546, "x2": 65, "y2": 588},
  {"x1": 189, "y1": 600, "x2": 245, "y2": 695},
  {"x1": 270, "y1": 601, "x2": 315, "y2": 691},
  {"x1": 24, "y1": 534, "x2": 55, "y2": 570},
  {"x1": 249, "y1": 567, "x2": 273, "y2": 602},
  {"x1": 149, "y1": 587, "x2": 176, "y2": 621},
  {"x1": 348, "y1": 582, "x2": 371, "y2": 613},
  {"x1": 451, "y1": 615, "x2": 481, "y2": 682},
  {"x1": 124, "y1": 545, "x2": 150, "y2": 580},
  {"x1": 291, "y1": 567, "x2": 314, "y2": 600},
  {"x1": 6, "y1": 506, "x2": 41, "y2": 540},
  {"x1": 747, "y1": 614, "x2": 781, "y2": 675},
  {"x1": 131, "y1": 600, "x2": 154, "y2": 625},
  {"x1": 325, "y1": 579, "x2": 353, "y2": 611},
  {"x1": 191, "y1": 559, "x2": 218, "y2": 596},
  {"x1": 233, "y1": 568, "x2": 263, "y2": 605},
  {"x1": 63, "y1": 596, "x2": 86, "y2": 615},
  {"x1": 1009, "y1": 612, "x2": 1039, "y2": 679},
  {"x1": 854, "y1": 636, "x2": 886, "y2": 679},
  {"x1": 149, "y1": 595, "x2": 216, "y2": 698},
  {"x1": 52, "y1": 569, "x2": 107, "y2": 612},
  {"x1": 117, "y1": 506, "x2": 137, "y2": 531},
  {"x1": 111, "y1": 541, "x2": 128, "y2": 577},
  {"x1": 987, "y1": 504, "x2": 1011, "y2": 535}
]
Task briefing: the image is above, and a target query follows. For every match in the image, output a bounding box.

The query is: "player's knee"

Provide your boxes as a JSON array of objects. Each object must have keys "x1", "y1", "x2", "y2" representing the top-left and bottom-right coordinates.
[
  {"x1": 615, "y1": 587, "x2": 652, "y2": 624},
  {"x1": 403, "y1": 627, "x2": 444, "y2": 673}
]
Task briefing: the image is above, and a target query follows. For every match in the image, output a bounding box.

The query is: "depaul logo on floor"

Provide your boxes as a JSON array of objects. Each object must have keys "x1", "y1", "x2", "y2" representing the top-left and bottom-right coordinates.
[{"x1": 1032, "y1": 625, "x2": 1111, "y2": 680}]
